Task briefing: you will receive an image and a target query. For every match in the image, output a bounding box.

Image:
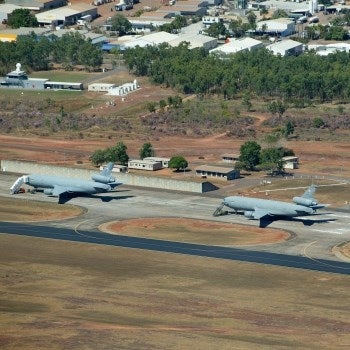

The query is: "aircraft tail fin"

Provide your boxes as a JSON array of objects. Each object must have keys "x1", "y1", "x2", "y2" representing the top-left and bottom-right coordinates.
[
  {"x1": 301, "y1": 185, "x2": 317, "y2": 199},
  {"x1": 100, "y1": 162, "x2": 114, "y2": 177}
]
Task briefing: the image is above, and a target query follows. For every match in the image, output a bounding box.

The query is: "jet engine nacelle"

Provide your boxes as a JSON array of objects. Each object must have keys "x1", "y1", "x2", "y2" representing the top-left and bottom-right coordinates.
[
  {"x1": 293, "y1": 196, "x2": 318, "y2": 207},
  {"x1": 91, "y1": 174, "x2": 115, "y2": 184},
  {"x1": 44, "y1": 188, "x2": 53, "y2": 195},
  {"x1": 244, "y1": 211, "x2": 255, "y2": 218}
]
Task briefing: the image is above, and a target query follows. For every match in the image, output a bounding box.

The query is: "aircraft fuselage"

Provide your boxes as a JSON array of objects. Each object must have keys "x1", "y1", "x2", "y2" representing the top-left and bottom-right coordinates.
[
  {"x1": 27, "y1": 174, "x2": 111, "y2": 195},
  {"x1": 224, "y1": 196, "x2": 314, "y2": 218}
]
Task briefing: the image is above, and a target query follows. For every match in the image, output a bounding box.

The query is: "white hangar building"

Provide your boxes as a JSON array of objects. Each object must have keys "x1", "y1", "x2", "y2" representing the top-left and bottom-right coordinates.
[
  {"x1": 35, "y1": 3, "x2": 97, "y2": 26},
  {"x1": 210, "y1": 37, "x2": 263, "y2": 55},
  {"x1": 256, "y1": 18, "x2": 296, "y2": 37},
  {"x1": 267, "y1": 39, "x2": 303, "y2": 56}
]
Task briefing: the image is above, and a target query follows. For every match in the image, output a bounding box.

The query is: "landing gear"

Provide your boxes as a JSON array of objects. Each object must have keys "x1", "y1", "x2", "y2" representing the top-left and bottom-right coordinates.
[{"x1": 213, "y1": 204, "x2": 228, "y2": 217}]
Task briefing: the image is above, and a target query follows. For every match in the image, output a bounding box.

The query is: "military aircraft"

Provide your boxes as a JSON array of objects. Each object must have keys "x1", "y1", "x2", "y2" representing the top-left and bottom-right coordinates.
[
  {"x1": 10, "y1": 162, "x2": 122, "y2": 203},
  {"x1": 214, "y1": 185, "x2": 327, "y2": 227}
]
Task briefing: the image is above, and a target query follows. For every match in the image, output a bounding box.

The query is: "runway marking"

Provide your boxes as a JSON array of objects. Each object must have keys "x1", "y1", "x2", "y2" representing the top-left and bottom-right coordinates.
[
  {"x1": 302, "y1": 240, "x2": 350, "y2": 270},
  {"x1": 312, "y1": 229, "x2": 349, "y2": 235}
]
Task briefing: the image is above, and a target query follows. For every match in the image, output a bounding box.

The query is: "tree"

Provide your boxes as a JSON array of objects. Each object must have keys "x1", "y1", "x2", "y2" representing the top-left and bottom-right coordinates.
[
  {"x1": 169, "y1": 156, "x2": 188, "y2": 171},
  {"x1": 239, "y1": 141, "x2": 261, "y2": 170},
  {"x1": 241, "y1": 91, "x2": 252, "y2": 111},
  {"x1": 205, "y1": 22, "x2": 227, "y2": 38},
  {"x1": 267, "y1": 100, "x2": 286, "y2": 117},
  {"x1": 139, "y1": 142, "x2": 154, "y2": 159},
  {"x1": 284, "y1": 120, "x2": 294, "y2": 138},
  {"x1": 110, "y1": 14, "x2": 132, "y2": 35},
  {"x1": 272, "y1": 9, "x2": 288, "y2": 19},
  {"x1": 247, "y1": 11, "x2": 257, "y2": 30},
  {"x1": 8, "y1": 9, "x2": 38, "y2": 28},
  {"x1": 107, "y1": 142, "x2": 129, "y2": 165},
  {"x1": 90, "y1": 149, "x2": 107, "y2": 166}
]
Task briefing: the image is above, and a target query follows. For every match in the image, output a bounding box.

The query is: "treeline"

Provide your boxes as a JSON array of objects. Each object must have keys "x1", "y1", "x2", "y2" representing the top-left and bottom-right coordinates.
[
  {"x1": 123, "y1": 43, "x2": 350, "y2": 101},
  {"x1": 0, "y1": 32, "x2": 102, "y2": 75}
]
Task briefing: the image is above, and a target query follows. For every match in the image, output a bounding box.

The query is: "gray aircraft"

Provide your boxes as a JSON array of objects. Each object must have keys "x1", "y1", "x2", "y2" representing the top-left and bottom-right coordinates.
[
  {"x1": 10, "y1": 162, "x2": 122, "y2": 203},
  {"x1": 214, "y1": 185, "x2": 326, "y2": 227}
]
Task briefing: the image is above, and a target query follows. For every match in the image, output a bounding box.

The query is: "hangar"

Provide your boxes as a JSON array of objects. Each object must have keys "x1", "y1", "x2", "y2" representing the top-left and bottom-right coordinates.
[{"x1": 210, "y1": 37, "x2": 263, "y2": 55}]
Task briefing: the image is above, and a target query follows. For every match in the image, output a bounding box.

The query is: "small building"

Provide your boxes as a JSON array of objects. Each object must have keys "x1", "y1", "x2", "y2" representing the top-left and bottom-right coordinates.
[
  {"x1": 195, "y1": 165, "x2": 240, "y2": 181},
  {"x1": 221, "y1": 153, "x2": 239, "y2": 164},
  {"x1": 88, "y1": 83, "x2": 116, "y2": 92},
  {"x1": 128, "y1": 159, "x2": 163, "y2": 171},
  {"x1": 100, "y1": 164, "x2": 128, "y2": 173},
  {"x1": 267, "y1": 39, "x2": 303, "y2": 57},
  {"x1": 144, "y1": 157, "x2": 170, "y2": 168},
  {"x1": 107, "y1": 80, "x2": 139, "y2": 96},
  {"x1": 282, "y1": 156, "x2": 299, "y2": 169}
]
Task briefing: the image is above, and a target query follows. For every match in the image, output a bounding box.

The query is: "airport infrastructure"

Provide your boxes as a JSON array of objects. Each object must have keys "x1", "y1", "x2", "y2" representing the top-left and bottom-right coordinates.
[{"x1": 1, "y1": 166, "x2": 350, "y2": 273}]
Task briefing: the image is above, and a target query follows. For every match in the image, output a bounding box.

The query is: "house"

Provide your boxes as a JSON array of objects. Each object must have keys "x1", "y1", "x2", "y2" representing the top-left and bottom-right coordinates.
[{"x1": 195, "y1": 165, "x2": 240, "y2": 181}]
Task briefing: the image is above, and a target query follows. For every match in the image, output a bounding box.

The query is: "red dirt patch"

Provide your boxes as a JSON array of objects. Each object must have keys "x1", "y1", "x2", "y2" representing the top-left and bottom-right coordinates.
[{"x1": 100, "y1": 217, "x2": 291, "y2": 246}]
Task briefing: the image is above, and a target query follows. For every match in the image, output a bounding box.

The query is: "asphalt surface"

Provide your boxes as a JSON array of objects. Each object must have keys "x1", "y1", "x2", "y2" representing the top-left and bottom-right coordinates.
[
  {"x1": 1, "y1": 173, "x2": 350, "y2": 275},
  {"x1": 1, "y1": 221, "x2": 350, "y2": 275}
]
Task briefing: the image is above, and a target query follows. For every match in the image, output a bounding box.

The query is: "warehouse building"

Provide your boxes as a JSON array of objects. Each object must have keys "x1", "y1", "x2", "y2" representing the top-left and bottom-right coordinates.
[
  {"x1": 35, "y1": 3, "x2": 97, "y2": 26},
  {"x1": 5, "y1": 0, "x2": 65, "y2": 11},
  {"x1": 210, "y1": 37, "x2": 263, "y2": 55},
  {"x1": 0, "y1": 26, "x2": 50, "y2": 42},
  {"x1": 267, "y1": 39, "x2": 303, "y2": 56},
  {"x1": 0, "y1": 4, "x2": 21, "y2": 23},
  {"x1": 168, "y1": 33, "x2": 217, "y2": 50},
  {"x1": 195, "y1": 165, "x2": 240, "y2": 181},
  {"x1": 255, "y1": 18, "x2": 296, "y2": 37}
]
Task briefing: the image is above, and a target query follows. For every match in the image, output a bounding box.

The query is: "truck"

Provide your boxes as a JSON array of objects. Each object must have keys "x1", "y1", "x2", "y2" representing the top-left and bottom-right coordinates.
[{"x1": 115, "y1": 0, "x2": 133, "y2": 11}]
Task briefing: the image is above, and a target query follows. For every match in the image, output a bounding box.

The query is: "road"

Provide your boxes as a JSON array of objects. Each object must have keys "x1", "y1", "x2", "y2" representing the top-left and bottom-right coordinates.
[
  {"x1": 1, "y1": 221, "x2": 350, "y2": 275},
  {"x1": 1, "y1": 173, "x2": 350, "y2": 274}
]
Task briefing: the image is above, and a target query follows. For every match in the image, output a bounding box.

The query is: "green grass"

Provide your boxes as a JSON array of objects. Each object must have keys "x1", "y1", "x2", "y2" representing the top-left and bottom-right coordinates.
[{"x1": 30, "y1": 71, "x2": 92, "y2": 82}]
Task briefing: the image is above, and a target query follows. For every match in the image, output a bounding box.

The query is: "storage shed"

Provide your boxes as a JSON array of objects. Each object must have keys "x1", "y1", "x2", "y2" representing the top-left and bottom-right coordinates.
[
  {"x1": 282, "y1": 156, "x2": 299, "y2": 169},
  {"x1": 221, "y1": 153, "x2": 239, "y2": 164},
  {"x1": 195, "y1": 165, "x2": 240, "y2": 181}
]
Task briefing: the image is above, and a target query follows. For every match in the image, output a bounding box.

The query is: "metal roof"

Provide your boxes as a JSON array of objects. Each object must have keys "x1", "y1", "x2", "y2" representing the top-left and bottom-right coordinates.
[{"x1": 195, "y1": 165, "x2": 237, "y2": 174}]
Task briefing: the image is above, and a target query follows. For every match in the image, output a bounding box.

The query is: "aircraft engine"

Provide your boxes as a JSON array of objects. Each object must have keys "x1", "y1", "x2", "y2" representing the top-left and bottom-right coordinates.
[
  {"x1": 44, "y1": 188, "x2": 53, "y2": 195},
  {"x1": 293, "y1": 196, "x2": 318, "y2": 207},
  {"x1": 91, "y1": 174, "x2": 115, "y2": 184},
  {"x1": 244, "y1": 211, "x2": 255, "y2": 218}
]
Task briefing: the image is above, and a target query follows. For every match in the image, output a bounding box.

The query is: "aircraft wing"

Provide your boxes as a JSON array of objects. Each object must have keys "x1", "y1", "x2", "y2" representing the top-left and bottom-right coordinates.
[
  {"x1": 253, "y1": 208, "x2": 270, "y2": 219},
  {"x1": 52, "y1": 185, "x2": 69, "y2": 197}
]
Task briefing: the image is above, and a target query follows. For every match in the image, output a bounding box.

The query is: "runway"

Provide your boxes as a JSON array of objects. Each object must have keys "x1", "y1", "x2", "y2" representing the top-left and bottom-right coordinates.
[{"x1": 1, "y1": 221, "x2": 350, "y2": 275}]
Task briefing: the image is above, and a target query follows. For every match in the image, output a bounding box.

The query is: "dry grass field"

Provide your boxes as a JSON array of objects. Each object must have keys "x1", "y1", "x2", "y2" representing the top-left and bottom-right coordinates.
[
  {"x1": 0, "y1": 197, "x2": 83, "y2": 222},
  {"x1": 0, "y1": 234, "x2": 350, "y2": 350}
]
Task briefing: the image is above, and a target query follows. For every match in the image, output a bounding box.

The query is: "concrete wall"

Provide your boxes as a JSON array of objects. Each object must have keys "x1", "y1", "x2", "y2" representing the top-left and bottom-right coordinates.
[{"x1": 1, "y1": 160, "x2": 217, "y2": 193}]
